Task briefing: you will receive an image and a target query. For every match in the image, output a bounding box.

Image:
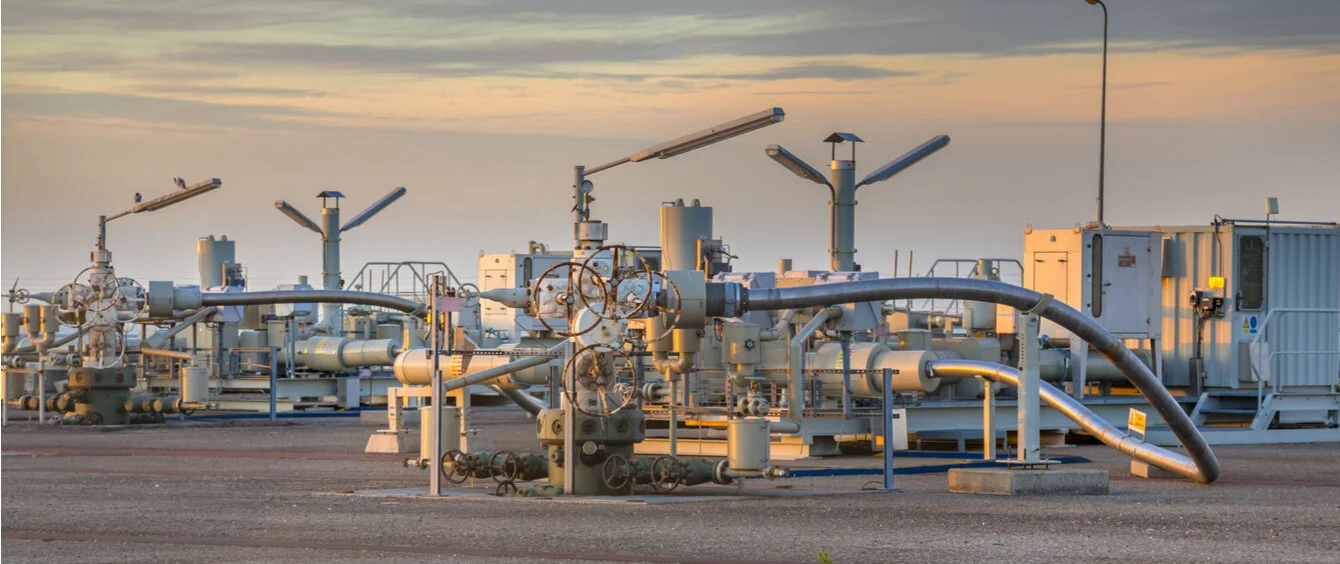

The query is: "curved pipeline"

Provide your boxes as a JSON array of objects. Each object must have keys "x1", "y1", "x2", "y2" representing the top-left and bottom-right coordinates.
[
  {"x1": 489, "y1": 384, "x2": 546, "y2": 415},
  {"x1": 740, "y1": 277, "x2": 1219, "y2": 484},
  {"x1": 200, "y1": 290, "x2": 424, "y2": 315},
  {"x1": 11, "y1": 327, "x2": 87, "y2": 355},
  {"x1": 929, "y1": 360, "x2": 1206, "y2": 482}
]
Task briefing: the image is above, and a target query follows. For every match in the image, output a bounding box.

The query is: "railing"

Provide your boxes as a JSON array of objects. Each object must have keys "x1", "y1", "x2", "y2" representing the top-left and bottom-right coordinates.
[
  {"x1": 906, "y1": 258, "x2": 1024, "y2": 320},
  {"x1": 344, "y1": 261, "x2": 464, "y2": 304},
  {"x1": 1249, "y1": 308, "x2": 1340, "y2": 408}
]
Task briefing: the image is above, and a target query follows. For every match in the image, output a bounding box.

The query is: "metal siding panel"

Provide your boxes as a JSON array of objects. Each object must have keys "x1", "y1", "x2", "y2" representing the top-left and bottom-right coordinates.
[
  {"x1": 1265, "y1": 229, "x2": 1340, "y2": 390},
  {"x1": 1154, "y1": 227, "x2": 1239, "y2": 389}
]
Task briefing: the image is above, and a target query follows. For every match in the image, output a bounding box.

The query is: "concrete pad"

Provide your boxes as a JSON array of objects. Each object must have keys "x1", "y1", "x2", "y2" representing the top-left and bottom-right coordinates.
[
  {"x1": 948, "y1": 468, "x2": 1108, "y2": 496},
  {"x1": 1130, "y1": 460, "x2": 1180, "y2": 479},
  {"x1": 364, "y1": 430, "x2": 412, "y2": 454}
]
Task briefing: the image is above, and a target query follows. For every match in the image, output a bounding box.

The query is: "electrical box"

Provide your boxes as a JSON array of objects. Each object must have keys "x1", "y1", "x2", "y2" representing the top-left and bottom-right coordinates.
[
  {"x1": 477, "y1": 251, "x2": 573, "y2": 341},
  {"x1": 1023, "y1": 228, "x2": 1162, "y2": 340}
]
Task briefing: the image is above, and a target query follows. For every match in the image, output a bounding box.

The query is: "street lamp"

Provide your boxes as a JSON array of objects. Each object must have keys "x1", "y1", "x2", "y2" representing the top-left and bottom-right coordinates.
[
  {"x1": 1084, "y1": 0, "x2": 1109, "y2": 226},
  {"x1": 572, "y1": 107, "x2": 786, "y2": 234}
]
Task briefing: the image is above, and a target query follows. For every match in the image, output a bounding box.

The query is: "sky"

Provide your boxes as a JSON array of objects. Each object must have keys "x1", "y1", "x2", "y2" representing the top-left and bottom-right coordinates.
[{"x1": 3, "y1": 0, "x2": 1338, "y2": 293}]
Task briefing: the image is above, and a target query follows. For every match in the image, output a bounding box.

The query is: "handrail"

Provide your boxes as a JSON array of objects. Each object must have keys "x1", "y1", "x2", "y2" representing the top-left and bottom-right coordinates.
[{"x1": 1248, "y1": 308, "x2": 1340, "y2": 408}]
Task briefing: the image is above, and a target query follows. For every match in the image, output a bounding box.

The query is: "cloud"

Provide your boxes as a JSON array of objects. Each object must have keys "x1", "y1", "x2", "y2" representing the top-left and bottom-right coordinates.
[
  {"x1": 710, "y1": 64, "x2": 917, "y2": 81},
  {"x1": 7, "y1": 1, "x2": 1338, "y2": 84},
  {"x1": 1, "y1": 91, "x2": 329, "y2": 131}
]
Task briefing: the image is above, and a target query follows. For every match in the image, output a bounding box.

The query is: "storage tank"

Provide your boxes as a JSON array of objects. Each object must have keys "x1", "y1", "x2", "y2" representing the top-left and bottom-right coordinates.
[
  {"x1": 660, "y1": 199, "x2": 712, "y2": 271},
  {"x1": 197, "y1": 235, "x2": 236, "y2": 288},
  {"x1": 182, "y1": 366, "x2": 209, "y2": 404}
]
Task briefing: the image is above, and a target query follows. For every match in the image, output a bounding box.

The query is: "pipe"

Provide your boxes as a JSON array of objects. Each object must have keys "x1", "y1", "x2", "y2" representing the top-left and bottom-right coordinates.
[
  {"x1": 740, "y1": 277, "x2": 1220, "y2": 484},
  {"x1": 138, "y1": 348, "x2": 194, "y2": 362},
  {"x1": 759, "y1": 309, "x2": 796, "y2": 341},
  {"x1": 142, "y1": 307, "x2": 217, "y2": 350},
  {"x1": 489, "y1": 384, "x2": 545, "y2": 415},
  {"x1": 929, "y1": 360, "x2": 1207, "y2": 483},
  {"x1": 441, "y1": 344, "x2": 566, "y2": 392},
  {"x1": 10, "y1": 326, "x2": 89, "y2": 355},
  {"x1": 789, "y1": 307, "x2": 841, "y2": 419},
  {"x1": 200, "y1": 290, "x2": 424, "y2": 316}
]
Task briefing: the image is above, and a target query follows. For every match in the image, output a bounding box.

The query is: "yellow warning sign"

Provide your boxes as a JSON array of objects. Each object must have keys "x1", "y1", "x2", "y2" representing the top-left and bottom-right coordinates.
[
  {"x1": 1128, "y1": 408, "x2": 1147, "y2": 435},
  {"x1": 1208, "y1": 276, "x2": 1225, "y2": 290}
]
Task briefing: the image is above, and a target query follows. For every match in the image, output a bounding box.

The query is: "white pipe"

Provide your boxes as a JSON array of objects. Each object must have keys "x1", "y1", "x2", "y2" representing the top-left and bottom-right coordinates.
[
  {"x1": 788, "y1": 307, "x2": 841, "y2": 421},
  {"x1": 741, "y1": 277, "x2": 1220, "y2": 484},
  {"x1": 930, "y1": 360, "x2": 1205, "y2": 482}
]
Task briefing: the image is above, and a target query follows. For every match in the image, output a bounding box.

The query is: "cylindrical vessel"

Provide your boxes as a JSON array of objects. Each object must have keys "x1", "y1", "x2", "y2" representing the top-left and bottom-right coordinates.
[
  {"x1": 23, "y1": 304, "x2": 42, "y2": 335},
  {"x1": 419, "y1": 406, "x2": 461, "y2": 457},
  {"x1": 660, "y1": 199, "x2": 713, "y2": 271},
  {"x1": 297, "y1": 336, "x2": 349, "y2": 372},
  {"x1": 727, "y1": 418, "x2": 770, "y2": 471},
  {"x1": 341, "y1": 339, "x2": 399, "y2": 367},
  {"x1": 2, "y1": 313, "x2": 21, "y2": 353},
  {"x1": 962, "y1": 259, "x2": 999, "y2": 331},
  {"x1": 197, "y1": 235, "x2": 236, "y2": 288},
  {"x1": 182, "y1": 365, "x2": 209, "y2": 403},
  {"x1": 266, "y1": 319, "x2": 289, "y2": 349},
  {"x1": 238, "y1": 330, "x2": 266, "y2": 369},
  {"x1": 393, "y1": 348, "x2": 555, "y2": 388},
  {"x1": 811, "y1": 342, "x2": 951, "y2": 395},
  {"x1": 376, "y1": 323, "x2": 400, "y2": 341}
]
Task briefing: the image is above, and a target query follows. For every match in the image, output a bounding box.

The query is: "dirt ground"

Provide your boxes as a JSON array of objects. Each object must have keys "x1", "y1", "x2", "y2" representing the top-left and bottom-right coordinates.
[{"x1": 3, "y1": 407, "x2": 1339, "y2": 563}]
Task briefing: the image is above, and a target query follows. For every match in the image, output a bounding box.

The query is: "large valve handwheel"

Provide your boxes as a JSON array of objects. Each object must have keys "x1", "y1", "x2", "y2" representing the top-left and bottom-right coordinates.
[
  {"x1": 439, "y1": 449, "x2": 470, "y2": 484},
  {"x1": 82, "y1": 325, "x2": 126, "y2": 369},
  {"x1": 457, "y1": 282, "x2": 480, "y2": 308},
  {"x1": 563, "y1": 343, "x2": 639, "y2": 418},
  {"x1": 579, "y1": 245, "x2": 653, "y2": 322},
  {"x1": 72, "y1": 267, "x2": 122, "y2": 313},
  {"x1": 489, "y1": 450, "x2": 521, "y2": 484},
  {"x1": 54, "y1": 283, "x2": 94, "y2": 322},
  {"x1": 116, "y1": 278, "x2": 147, "y2": 312},
  {"x1": 530, "y1": 261, "x2": 610, "y2": 338},
  {"x1": 601, "y1": 454, "x2": 633, "y2": 491},
  {"x1": 650, "y1": 456, "x2": 683, "y2": 493},
  {"x1": 493, "y1": 481, "x2": 518, "y2": 497}
]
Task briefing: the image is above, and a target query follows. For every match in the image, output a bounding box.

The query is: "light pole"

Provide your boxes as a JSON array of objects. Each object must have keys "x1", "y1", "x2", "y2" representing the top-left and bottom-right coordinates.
[{"x1": 1085, "y1": 0, "x2": 1109, "y2": 226}]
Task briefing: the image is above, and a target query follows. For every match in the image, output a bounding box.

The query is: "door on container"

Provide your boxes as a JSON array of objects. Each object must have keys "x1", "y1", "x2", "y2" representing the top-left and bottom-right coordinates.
[
  {"x1": 1099, "y1": 234, "x2": 1151, "y2": 334},
  {"x1": 1032, "y1": 251, "x2": 1069, "y2": 336}
]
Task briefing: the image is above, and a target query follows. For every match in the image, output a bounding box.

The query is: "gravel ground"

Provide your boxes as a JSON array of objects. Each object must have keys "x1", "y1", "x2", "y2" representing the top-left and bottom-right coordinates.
[{"x1": 3, "y1": 407, "x2": 1339, "y2": 563}]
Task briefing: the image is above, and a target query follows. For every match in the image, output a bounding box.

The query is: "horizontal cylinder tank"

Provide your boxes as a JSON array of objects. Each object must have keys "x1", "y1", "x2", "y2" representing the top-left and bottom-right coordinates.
[{"x1": 393, "y1": 347, "x2": 557, "y2": 389}]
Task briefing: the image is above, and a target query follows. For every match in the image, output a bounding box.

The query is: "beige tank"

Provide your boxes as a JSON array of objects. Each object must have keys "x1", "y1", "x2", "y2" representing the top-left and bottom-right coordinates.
[
  {"x1": 182, "y1": 365, "x2": 209, "y2": 404},
  {"x1": 393, "y1": 348, "x2": 556, "y2": 389},
  {"x1": 727, "y1": 418, "x2": 770, "y2": 471}
]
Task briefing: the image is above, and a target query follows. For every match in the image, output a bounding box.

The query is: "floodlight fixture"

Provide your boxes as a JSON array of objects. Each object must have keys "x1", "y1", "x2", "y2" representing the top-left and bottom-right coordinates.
[
  {"x1": 341, "y1": 186, "x2": 407, "y2": 232},
  {"x1": 628, "y1": 107, "x2": 786, "y2": 163},
  {"x1": 275, "y1": 200, "x2": 323, "y2": 234},
  {"x1": 855, "y1": 134, "x2": 951, "y2": 189},
  {"x1": 765, "y1": 144, "x2": 831, "y2": 187},
  {"x1": 106, "y1": 178, "x2": 223, "y2": 221}
]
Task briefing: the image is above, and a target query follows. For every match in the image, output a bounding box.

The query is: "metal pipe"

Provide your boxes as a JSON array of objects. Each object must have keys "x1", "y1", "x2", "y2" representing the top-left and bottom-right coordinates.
[
  {"x1": 11, "y1": 326, "x2": 88, "y2": 355},
  {"x1": 930, "y1": 359, "x2": 1209, "y2": 482},
  {"x1": 441, "y1": 344, "x2": 566, "y2": 392},
  {"x1": 200, "y1": 290, "x2": 424, "y2": 315},
  {"x1": 789, "y1": 307, "x2": 841, "y2": 419},
  {"x1": 488, "y1": 384, "x2": 545, "y2": 415},
  {"x1": 139, "y1": 348, "x2": 194, "y2": 361},
  {"x1": 142, "y1": 307, "x2": 217, "y2": 350},
  {"x1": 740, "y1": 277, "x2": 1219, "y2": 483}
]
